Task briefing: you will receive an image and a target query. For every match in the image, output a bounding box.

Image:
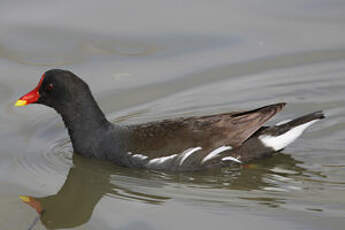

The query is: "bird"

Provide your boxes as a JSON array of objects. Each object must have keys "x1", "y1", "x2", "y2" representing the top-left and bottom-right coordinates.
[{"x1": 15, "y1": 69, "x2": 325, "y2": 171}]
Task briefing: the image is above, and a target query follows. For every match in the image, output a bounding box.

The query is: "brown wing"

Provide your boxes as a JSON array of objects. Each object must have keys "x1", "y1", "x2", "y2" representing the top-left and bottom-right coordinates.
[{"x1": 127, "y1": 103, "x2": 286, "y2": 158}]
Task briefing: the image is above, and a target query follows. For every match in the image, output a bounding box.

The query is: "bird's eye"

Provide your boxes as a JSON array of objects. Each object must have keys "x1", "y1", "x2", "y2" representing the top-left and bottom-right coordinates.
[{"x1": 47, "y1": 83, "x2": 54, "y2": 91}]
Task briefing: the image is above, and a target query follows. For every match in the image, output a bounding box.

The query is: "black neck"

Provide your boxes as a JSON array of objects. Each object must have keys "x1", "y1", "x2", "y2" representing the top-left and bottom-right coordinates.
[{"x1": 55, "y1": 93, "x2": 110, "y2": 154}]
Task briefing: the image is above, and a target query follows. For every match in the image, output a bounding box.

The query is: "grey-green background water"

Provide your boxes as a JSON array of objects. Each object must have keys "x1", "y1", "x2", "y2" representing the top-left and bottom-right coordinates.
[{"x1": 1, "y1": 0, "x2": 345, "y2": 229}]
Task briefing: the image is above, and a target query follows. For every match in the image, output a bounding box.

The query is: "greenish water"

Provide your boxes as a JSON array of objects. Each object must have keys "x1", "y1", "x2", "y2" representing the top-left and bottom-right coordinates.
[{"x1": 1, "y1": 0, "x2": 345, "y2": 229}]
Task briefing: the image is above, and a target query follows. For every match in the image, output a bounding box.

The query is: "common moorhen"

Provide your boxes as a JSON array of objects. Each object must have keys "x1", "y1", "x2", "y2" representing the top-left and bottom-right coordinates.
[{"x1": 15, "y1": 69, "x2": 325, "y2": 171}]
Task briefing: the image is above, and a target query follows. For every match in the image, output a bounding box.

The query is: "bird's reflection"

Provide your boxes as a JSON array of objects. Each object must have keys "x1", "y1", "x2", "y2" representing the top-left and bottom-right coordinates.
[
  {"x1": 21, "y1": 154, "x2": 169, "y2": 229},
  {"x1": 21, "y1": 152, "x2": 311, "y2": 229}
]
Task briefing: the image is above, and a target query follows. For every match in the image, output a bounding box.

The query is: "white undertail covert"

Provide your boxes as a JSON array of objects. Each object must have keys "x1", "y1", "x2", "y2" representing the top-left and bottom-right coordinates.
[{"x1": 259, "y1": 120, "x2": 319, "y2": 151}]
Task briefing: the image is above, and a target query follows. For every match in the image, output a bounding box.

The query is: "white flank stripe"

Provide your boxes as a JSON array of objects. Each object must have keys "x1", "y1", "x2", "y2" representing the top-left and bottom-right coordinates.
[
  {"x1": 202, "y1": 146, "x2": 232, "y2": 164},
  {"x1": 222, "y1": 156, "x2": 242, "y2": 163},
  {"x1": 259, "y1": 119, "x2": 319, "y2": 151},
  {"x1": 147, "y1": 154, "x2": 178, "y2": 165},
  {"x1": 179, "y1": 147, "x2": 202, "y2": 166},
  {"x1": 132, "y1": 154, "x2": 148, "y2": 160},
  {"x1": 128, "y1": 152, "x2": 148, "y2": 160}
]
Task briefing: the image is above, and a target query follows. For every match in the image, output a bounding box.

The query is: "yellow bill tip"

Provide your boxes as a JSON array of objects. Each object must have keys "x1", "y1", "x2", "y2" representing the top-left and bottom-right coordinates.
[
  {"x1": 15, "y1": 100, "x2": 27, "y2": 107},
  {"x1": 19, "y1": 195, "x2": 31, "y2": 202}
]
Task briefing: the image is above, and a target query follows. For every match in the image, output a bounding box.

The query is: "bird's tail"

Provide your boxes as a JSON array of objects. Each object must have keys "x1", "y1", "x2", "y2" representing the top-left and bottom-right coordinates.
[{"x1": 258, "y1": 111, "x2": 325, "y2": 151}]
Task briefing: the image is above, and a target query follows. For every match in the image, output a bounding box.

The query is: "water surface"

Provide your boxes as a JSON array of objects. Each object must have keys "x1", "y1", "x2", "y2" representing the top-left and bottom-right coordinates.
[{"x1": 1, "y1": 1, "x2": 345, "y2": 229}]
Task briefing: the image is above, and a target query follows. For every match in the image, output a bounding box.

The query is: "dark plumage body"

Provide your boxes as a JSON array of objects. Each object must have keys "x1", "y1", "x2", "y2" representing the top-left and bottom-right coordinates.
[{"x1": 16, "y1": 69, "x2": 325, "y2": 171}]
